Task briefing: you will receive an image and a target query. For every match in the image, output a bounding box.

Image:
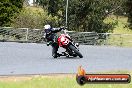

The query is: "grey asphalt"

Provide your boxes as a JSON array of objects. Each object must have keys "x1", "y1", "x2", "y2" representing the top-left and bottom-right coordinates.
[{"x1": 0, "y1": 42, "x2": 132, "y2": 75}]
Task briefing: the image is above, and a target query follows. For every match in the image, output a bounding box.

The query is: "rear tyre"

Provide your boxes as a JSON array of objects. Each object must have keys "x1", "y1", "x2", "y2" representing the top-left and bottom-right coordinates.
[{"x1": 69, "y1": 45, "x2": 83, "y2": 58}]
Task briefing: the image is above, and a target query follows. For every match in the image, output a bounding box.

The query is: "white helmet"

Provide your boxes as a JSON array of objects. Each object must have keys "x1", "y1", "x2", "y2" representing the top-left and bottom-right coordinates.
[{"x1": 44, "y1": 24, "x2": 51, "y2": 30}]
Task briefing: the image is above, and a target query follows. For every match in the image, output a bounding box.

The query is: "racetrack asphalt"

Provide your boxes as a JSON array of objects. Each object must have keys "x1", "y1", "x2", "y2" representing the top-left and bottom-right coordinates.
[{"x1": 0, "y1": 42, "x2": 132, "y2": 75}]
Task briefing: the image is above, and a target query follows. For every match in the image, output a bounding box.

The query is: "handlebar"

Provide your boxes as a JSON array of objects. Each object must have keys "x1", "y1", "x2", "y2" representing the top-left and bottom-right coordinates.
[{"x1": 60, "y1": 26, "x2": 67, "y2": 30}]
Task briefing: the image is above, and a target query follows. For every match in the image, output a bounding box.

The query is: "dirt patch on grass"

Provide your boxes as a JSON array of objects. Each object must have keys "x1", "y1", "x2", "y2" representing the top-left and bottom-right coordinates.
[
  {"x1": 0, "y1": 74, "x2": 76, "y2": 82},
  {"x1": 0, "y1": 76, "x2": 32, "y2": 82}
]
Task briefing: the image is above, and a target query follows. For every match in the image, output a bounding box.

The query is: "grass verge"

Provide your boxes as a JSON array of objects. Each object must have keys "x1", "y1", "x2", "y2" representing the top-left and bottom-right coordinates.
[
  {"x1": 104, "y1": 15, "x2": 132, "y2": 47},
  {"x1": 0, "y1": 72, "x2": 131, "y2": 88}
]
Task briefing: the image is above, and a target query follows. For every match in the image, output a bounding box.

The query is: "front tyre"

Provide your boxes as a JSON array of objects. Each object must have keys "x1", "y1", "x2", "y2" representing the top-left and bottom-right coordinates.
[{"x1": 69, "y1": 44, "x2": 83, "y2": 58}]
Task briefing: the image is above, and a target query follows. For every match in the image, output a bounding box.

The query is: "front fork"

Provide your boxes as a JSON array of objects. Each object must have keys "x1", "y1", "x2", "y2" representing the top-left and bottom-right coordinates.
[{"x1": 70, "y1": 42, "x2": 79, "y2": 50}]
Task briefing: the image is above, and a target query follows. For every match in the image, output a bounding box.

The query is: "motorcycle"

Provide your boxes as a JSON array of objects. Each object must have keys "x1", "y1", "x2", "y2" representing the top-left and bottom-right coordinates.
[{"x1": 56, "y1": 28, "x2": 83, "y2": 58}]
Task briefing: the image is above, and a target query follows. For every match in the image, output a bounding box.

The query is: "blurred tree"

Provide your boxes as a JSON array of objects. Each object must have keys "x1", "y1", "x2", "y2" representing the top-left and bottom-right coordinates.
[
  {"x1": 11, "y1": 7, "x2": 60, "y2": 29},
  {"x1": 23, "y1": 0, "x2": 29, "y2": 6},
  {"x1": 67, "y1": 0, "x2": 123, "y2": 32},
  {"x1": 36, "y1": 0, "x2": 125, "y2": 32},
  {"x1": 0, "y1": 0, "x2": 24, "y2": 26},
  {"x1": 126, "y1": 0, "x2": 132, "y2": 29},
  {"x1": 104, "y1": 0, "x2": 126, "y2": 15},
  {"x1": 36, "y1": 0, "x2": 65, "y2": 26}
]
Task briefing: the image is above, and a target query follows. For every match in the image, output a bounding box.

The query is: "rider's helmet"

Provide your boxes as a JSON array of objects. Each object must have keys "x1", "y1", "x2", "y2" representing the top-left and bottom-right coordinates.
[
  {"x1": 44, "y1": 24, "x2": 51, "y2": 30},
  {"x1": 44, "y1": 24, "x2": 51, "y2": 34}
]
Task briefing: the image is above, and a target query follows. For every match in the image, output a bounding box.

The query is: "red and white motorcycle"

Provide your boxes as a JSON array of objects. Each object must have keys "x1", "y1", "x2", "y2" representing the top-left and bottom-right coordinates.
[{"x1": 57, "y1": 29, "x2": 83, "y2": 58}]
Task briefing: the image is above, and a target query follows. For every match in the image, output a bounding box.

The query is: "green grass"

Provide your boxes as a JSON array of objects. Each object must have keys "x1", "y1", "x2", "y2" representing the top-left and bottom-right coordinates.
[
  {"x1": 107, "y1": 34, "x2": 132, "y2": 47},
  {"x1": 103, "y1": 15, "x2": 132, "y2": 47},
  {"x1": 0, "y1": 73, "x2": 131, "y2": 88},
  {"x1": 104, "y1": 15, "x2": 132, "y2": 34}
]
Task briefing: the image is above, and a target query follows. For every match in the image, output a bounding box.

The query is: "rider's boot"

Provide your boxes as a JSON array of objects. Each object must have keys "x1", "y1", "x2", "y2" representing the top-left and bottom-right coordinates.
[{"x1": 52, "y1": 53, "x2": 61, "y2": 58}]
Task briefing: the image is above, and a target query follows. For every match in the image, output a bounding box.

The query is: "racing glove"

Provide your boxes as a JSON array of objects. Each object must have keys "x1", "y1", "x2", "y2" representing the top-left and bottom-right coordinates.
[{"x1": 47, "y1": 41, "x2": 53, "y2": 46}]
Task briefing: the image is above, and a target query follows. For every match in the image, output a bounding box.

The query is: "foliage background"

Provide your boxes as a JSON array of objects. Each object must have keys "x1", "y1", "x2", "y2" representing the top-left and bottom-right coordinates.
[
  {"x1": 0, "y1": 0, "x2": 132, "y2": 33},
  {"x1": 0, "y1": 0, "x2": 23, "y2": 26}
]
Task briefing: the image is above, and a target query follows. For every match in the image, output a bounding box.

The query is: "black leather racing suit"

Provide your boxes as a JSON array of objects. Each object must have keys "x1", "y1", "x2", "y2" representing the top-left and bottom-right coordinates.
[{"x1": 44, "y1": 27, "x2": 63, "y2": 58}]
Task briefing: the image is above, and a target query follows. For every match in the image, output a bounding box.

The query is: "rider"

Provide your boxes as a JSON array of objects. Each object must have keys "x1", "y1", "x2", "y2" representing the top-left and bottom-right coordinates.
[{"x1": 44, "y1": 24, "x2": 64, "y2": 58}]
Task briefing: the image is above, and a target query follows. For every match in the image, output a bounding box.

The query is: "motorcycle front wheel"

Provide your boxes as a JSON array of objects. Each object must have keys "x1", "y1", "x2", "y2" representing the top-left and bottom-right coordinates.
[{"x1": 68, "y1": 44, "x2": 83, "y2": 58}]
